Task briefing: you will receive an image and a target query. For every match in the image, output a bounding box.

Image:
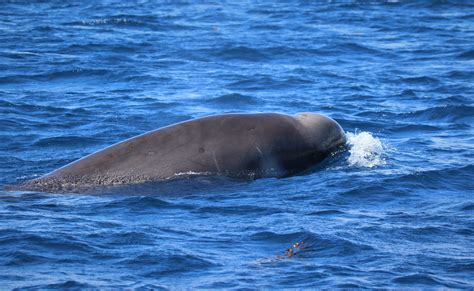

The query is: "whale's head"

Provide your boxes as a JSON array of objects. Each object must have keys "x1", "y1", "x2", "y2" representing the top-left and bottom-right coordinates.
[{"x1": 294, "y1": 112, "x2": 346, "y2": 154}]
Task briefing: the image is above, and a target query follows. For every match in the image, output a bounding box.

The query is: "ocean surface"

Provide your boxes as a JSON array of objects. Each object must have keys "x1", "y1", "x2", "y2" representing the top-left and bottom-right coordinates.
[{"x1": 1, "y1": 0, "x2": 473, "y2": 289}]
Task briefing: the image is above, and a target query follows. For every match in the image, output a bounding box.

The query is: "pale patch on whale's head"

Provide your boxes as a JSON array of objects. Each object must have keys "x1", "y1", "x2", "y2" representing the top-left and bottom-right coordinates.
[{"x1": 294, "y1": 112, "x2": 346, "y2": 153}]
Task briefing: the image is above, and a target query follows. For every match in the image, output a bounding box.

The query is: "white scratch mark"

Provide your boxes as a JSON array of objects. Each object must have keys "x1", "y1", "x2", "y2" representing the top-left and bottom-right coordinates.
[{"x1": 212, "y1": 151, "x2": 221, "y2": 172}]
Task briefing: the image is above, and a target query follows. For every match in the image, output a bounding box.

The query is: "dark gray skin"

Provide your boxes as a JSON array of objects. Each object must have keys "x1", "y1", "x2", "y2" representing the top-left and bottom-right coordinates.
[{"x1": 20, "y1": 112, "x2": 346, "y2": 192}]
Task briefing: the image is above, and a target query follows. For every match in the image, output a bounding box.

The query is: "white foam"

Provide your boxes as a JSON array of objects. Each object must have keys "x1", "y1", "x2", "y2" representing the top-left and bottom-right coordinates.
[
  {"x1": 346, "y1": 132, "x2": 385, "y2": 168},
  {"x1": 171, "y1": 171, "x2": 212, "y2": 178}
]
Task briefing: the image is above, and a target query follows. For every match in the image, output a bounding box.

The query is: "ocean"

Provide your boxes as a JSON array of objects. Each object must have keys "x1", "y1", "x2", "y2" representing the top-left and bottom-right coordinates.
[{"x1": 0, "y1": 0, "x2": 473, "y2": 288}]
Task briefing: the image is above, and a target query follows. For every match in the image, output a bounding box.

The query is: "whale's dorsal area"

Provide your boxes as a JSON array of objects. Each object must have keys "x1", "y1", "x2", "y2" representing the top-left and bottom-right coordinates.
[{"x1": 19, "y1": 112, "x2": 346, "y2": 192}]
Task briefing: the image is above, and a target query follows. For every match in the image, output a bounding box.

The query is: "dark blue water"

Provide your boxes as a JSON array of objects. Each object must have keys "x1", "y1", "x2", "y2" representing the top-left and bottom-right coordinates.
[{"x1": 1, "y1": 0, "x2": 473, "y2": 288}]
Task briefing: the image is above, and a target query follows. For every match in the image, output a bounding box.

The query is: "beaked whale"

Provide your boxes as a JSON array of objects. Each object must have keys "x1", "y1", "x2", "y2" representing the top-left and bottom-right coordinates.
[{"x1": 19, "y1": 112, "x2": 346, "y2": 192}]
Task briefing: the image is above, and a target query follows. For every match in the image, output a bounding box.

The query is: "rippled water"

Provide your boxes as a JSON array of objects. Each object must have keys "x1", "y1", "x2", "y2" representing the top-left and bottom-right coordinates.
[{"x1": 1, "y1": 1, "x2": 473, "y2": 288}]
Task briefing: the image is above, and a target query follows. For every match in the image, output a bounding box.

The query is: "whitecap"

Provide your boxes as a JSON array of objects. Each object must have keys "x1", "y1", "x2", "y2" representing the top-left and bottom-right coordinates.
[{"x1": 346, "y1": 132, "x2": 385, "y2": 168}]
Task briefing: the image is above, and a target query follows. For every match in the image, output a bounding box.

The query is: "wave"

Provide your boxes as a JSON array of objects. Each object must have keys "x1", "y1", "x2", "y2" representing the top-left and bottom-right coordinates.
[
  {"x1": 346, "y1": 132, "x2": 385, "y2": 168},
  {"x1": 122, "y1": 252, "x2": 216, "y2": 275},
  {"x1": 386, "y1": 165, "x2": 474, "y2": 191},
  {"x1": 458, "y1": 202, "x2": 474, "y2": 212},
  {"x1": 457, "y1": 49, "x2": 474, "y2": 59},
  {"x1": 353, "y1": 104, "x2": 474, "y2": 125},
  {"x1": 401, "y1": 105, "x2": 474, "y2": 123},
  {"x1": 0, "y1": 231, "x2": 95, "y2": 254},
  {"x1": 3, "y1": 250, "x2": 52, "y2": 267},
  {"x1": 226, "y1": 75, "x2": 312, "y2": 90},
  {"x1": 205, "y1": 45, "x2": 267, "y2": 62},
  {"x1": 0, "y1": 50, "x2": 42, "y2": 60},
  {"x1": 392, "y1": 273, "x2": 463, "y2": 288},
  {"x1": 0, "y1": 69, "x2": 111, "y2": 85},
  {"x1": 340, "y1": 165, "x2": 473, "y2": 199},
  {"x1": 388, "y1": 124, "x2": 441, "y2": 133},
  {"x1": 21, "y1": 281, "x2": 97, "y2": 289},
  {"x1": 249, "y1": 230, "x2": 375, "y2": 258},
  {"x1": 0, "y1": 99, "x2": 84, "y2": 115},
  {"x1": 33, "y1": 136, "x2": 101, "y2": 148},
  {"x1": 65, "y1": 15, "x2": 194, "y2": 31},
  {"x1": 445, "y1": 70, "x2": 474, "y2": 79},
  {"x1": 196, "y1": 204, "x2": 283, "y2": 216},
  {"x1": 104, "y1": 196, "x2": 178, "y2": 210},
  {"x1": 400, "y1": 76, "x2": 440, "y2": 84},
  {"x1": 438, "y1": 94, "x2": 471, "y2": 105},
  {"x1": 207, "y1": 93, "x2": 260, "y2": 106},
  {"x1": 308, "y1": 209, "x2": 346, "y2": 216},
  {"x1": 318, "y1": 42, "x2": 394, "y2": 58},
  {"x1": 199, "y1": 45, "x2": 385, "y2": 62},
  {"x1": 64, "y1": 42, "x2": 152, "y2": 54}
]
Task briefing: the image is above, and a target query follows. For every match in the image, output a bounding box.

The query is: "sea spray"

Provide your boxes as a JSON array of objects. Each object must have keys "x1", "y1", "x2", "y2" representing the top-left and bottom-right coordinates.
[{"x1": 346, "y1": 132, "x2": 385, "y2": 168}]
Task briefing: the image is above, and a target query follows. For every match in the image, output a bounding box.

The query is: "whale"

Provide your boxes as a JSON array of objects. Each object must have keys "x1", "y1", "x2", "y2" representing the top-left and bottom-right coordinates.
[{"x1": 19, "y1": 112, "x2": 346, "y2": 192}]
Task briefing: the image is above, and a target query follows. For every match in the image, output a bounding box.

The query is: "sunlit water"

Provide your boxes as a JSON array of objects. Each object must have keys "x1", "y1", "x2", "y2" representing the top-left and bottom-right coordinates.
[{"x1": 1, "y1": 1, "x2": 473, "y2": 289}]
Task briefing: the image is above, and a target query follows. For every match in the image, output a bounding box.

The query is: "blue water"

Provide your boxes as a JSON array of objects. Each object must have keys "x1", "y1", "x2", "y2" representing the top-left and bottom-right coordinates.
[{"x1": 1, "y1": 0, "x2": 473, "y2": 288}]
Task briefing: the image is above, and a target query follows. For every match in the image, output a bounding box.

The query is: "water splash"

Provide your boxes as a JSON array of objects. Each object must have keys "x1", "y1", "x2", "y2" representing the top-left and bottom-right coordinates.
[{"x1": 346, "y1": 132, "x2": 385, "y2": 168}]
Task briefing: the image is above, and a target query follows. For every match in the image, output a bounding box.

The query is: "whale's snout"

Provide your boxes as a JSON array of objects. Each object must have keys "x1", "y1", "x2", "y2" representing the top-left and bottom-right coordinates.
[{"x1": 295, "y1": 112, "x2": 346, "y2": 153}]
